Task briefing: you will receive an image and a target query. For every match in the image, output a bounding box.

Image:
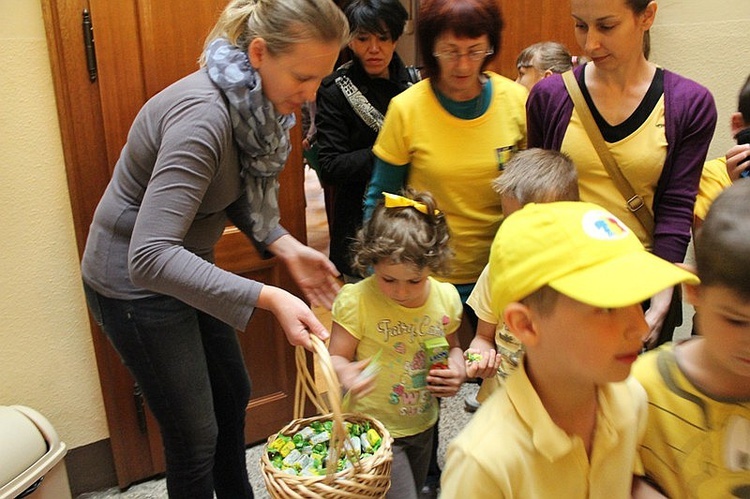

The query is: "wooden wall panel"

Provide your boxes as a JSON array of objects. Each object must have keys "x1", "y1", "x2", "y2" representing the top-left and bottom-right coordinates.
[{"x1": 487, "y1": 0, "x2": 581, "y2": 80}]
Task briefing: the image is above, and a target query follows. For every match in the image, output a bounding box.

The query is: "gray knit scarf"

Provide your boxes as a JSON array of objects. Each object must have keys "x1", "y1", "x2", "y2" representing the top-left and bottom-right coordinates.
[{"x1": 205, "y1": 38, "x2": 296, "y2": 241}]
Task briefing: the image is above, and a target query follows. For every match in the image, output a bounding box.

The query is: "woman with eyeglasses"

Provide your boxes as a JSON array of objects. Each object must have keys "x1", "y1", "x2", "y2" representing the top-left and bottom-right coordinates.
[
  {"x1": 364, "y1": 0, "x2": 526, "y2": 321},
  {"x1": 361, "y1": 0, "x2": 526, "y2": 495}
]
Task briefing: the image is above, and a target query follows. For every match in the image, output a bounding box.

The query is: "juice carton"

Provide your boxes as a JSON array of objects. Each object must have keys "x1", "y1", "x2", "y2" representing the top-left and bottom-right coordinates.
[{"x1": 423, "y1": 336, "x2": 449, "y2": 371}]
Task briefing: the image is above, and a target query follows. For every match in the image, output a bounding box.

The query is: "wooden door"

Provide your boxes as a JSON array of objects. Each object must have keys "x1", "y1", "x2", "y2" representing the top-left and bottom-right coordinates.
[
  {"x1": 487, "y1": 0, "x2": 580, "y2": 79},
  {"x1": 42, "y1": 0, "x2": 305, "y2": 488}
]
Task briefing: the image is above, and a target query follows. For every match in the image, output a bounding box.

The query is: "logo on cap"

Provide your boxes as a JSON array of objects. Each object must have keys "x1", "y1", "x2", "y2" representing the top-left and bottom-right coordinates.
[{"x1": 582, "y1": 210, "x2": 630, "y2": 241}]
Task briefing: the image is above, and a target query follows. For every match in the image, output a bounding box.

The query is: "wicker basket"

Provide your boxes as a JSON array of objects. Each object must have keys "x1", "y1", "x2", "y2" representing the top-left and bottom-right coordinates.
[{"x1": 261, "y1": 335, "x2": 393, "y2": 498}]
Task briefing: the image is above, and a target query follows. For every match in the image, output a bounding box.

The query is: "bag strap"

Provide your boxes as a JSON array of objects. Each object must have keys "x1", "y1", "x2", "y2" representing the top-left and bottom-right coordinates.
[
  {"x1": 562, "y1": 70, "x2": 655, "y2": 234},
  {"x1": 335, "y1": 74, "x2": 385, "y2": 133},
  {"x1": 406, "y1": 65, "x2": 422, "y2": 85}
]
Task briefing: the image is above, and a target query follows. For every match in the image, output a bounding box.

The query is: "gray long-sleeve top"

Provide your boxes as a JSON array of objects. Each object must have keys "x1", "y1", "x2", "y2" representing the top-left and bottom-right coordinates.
[{"x1": 81, "y1": 69, "x2": 287, "y2": 331}]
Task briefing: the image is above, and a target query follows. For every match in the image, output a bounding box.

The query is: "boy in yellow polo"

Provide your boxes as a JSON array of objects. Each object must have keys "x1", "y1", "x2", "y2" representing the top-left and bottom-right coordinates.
[
  {"x1": 441, "y1": 201, "x2": 699, "y2": 497},
  {"x1": 463, "y1": 148, "x2": 579, "y2": 412},
  {"x1": 633, "y1": 180, "x2": 750, "y2": 497}
]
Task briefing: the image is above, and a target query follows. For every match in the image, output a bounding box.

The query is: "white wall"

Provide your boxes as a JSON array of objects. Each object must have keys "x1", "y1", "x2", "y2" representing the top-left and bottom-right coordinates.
[
  {"x1": 0, "y1": 0, "x2": 109, "y2": 447},
  {"x1": 0, "y1": 0, "x2": 746, "y2": 455},
  {"x1": 650, "y1": 0, "x2": 750, "y2": 159}
]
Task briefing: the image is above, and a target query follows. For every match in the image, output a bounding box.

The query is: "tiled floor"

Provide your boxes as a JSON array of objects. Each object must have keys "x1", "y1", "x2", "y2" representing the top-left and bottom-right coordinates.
[
  {"x1": 303, "y1": 166, "x2": 330, "y2": 258},
  {"x1": 304, "y1": 166, "x2": 334, "y2": 342}
]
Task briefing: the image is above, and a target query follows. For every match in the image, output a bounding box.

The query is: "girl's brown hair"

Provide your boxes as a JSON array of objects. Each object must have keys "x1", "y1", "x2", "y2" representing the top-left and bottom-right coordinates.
[{"x1": 350, "y1": 189, "x2": 452, "y2": 276}]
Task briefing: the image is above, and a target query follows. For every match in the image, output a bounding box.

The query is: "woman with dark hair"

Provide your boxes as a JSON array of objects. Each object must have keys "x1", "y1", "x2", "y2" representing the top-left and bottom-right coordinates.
[
  {"x1": 362, "y1": 0, "x2": 527, "y2": 495},
  {"x1": 526, "y1": 0, "x2": 717, "y2": 349},
  {"x1": 315, "y1": 0, "x2": 416, "y2": 282}
]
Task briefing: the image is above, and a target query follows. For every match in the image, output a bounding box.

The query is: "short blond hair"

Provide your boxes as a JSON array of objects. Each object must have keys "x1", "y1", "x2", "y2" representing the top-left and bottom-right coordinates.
[{"x1": 493, "y1": 148, "x2": 579, "y2": 205}]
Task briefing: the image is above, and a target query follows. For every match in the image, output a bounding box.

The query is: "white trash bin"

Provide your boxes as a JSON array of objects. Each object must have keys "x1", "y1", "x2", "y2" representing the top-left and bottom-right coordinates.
[{"x1": 0, "y1": 405, "x2": 72, "y2": 499}]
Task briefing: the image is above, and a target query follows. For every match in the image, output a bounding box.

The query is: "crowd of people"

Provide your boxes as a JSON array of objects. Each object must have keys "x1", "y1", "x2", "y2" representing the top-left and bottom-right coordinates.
[{"x1": 80, "y1": 0, "x2": 749, "y2": 496}]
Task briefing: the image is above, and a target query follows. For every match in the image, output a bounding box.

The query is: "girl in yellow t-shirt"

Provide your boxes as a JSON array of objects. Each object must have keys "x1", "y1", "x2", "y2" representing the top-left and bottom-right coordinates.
[{"x1": 329, "y1": 190, "x2": 466, "y2": 498}]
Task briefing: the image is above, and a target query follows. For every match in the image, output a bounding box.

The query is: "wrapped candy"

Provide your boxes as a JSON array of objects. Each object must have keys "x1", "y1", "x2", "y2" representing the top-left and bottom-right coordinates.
[
  {"x1": 465, "y1": 352, "x2": 482, "y2": 364},
  {"x1": 267, "y1": 420, "x2": 383, "y2": 474}
]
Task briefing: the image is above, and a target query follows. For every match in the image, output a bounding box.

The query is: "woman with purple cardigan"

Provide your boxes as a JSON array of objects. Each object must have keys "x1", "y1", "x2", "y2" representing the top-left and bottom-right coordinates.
[{"x1": 526, "y1": 0, "x2": 716, "y2": 349}]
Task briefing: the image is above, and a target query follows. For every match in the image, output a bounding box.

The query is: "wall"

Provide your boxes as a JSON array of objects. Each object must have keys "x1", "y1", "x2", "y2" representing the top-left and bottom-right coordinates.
[
  {"x1": 0, "y1": 0, "x2": 746, "y2": 476},
  {"x1": 0, "y1": 0, "x2": 109, "y2": 448},
  {"x1": 650, "y1": 0, "x2": 750, "y2": 159}
]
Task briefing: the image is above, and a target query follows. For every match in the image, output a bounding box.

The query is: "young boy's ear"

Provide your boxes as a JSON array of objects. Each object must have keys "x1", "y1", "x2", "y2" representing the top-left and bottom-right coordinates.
[
  {"x1": 674, "y1": 263, "x2": 700, "y2": 307},
  {"x1": 683, "y1": 281, "x2": 701, "y2": 308},
  {"x1": 503, "y1": 302, "x2": 540, "y2": 347}
]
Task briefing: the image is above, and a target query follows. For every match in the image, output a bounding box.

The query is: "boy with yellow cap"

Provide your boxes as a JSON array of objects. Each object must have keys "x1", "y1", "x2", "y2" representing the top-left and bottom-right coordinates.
[{"x1": 441, "y1": 201, "x2": 699, "y2": 498}]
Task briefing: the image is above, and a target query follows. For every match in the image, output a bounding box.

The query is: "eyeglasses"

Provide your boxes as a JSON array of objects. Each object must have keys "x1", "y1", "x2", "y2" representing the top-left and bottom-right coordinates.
[{"x1": 432, "y1": 48, "x2": 494, "y2": 62}]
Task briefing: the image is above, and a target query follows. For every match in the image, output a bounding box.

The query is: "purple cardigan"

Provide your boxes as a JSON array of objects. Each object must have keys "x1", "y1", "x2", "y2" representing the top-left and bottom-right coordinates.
[{"x1": 527, "y1": 65, "x2": 717, "y2": 263}]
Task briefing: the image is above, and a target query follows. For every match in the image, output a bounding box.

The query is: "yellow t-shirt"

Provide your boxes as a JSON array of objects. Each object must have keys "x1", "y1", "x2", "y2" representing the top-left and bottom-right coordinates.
[
  {"x1": 373, "y1": 73, "x2": 527, "y2": 283},
  {"x1": 694, "y1": 157, "x2": 732, "y2": 223},
  {"x1": 466, "y1": 264, "x2": 523, "y2": 402},
  {"x1": 562, "y1": 97, "x2": 667, "y2": 251},
  {"x1": 632, "y1": 345, "x2": 750, "y2": 498},
  {"x1": 331, "y1": 276, "x2": 462, "y2": 438}
]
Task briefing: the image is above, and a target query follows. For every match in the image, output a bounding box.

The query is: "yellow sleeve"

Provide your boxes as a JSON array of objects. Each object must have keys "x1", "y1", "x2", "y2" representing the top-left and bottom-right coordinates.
[
  {"x1": 695, "y1": 157, "x2": 731, "y2": 222},
  {"x1": 372, "y1": 91, "x2": 412, "y2": 166}
]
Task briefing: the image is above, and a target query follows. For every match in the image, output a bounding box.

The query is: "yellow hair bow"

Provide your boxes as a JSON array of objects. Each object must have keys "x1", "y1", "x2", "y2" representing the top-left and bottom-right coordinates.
[{"x1": 382, "y1": 192, "x2": 440, "y2": 215}]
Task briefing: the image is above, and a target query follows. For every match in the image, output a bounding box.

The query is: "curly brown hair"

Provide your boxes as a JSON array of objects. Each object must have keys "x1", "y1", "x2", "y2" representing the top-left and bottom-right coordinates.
[{"x1": 350, "y1": 189, "x2": 453, "y2": 277}]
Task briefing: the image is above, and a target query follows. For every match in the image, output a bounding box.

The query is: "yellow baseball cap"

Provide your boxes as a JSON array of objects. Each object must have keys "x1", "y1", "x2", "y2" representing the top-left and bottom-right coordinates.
[{"x1": 489, "y1": 201, "x2": 699, "y2": 317}]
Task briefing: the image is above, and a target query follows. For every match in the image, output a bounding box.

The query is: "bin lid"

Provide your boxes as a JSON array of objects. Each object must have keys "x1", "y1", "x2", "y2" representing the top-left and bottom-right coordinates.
[{"x1": 0, "y1": 406, "x2": 47, "y2": 488}]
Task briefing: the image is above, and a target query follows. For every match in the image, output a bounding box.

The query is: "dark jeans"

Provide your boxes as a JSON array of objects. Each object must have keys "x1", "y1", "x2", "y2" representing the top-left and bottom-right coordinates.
[
  {"x1": 84, "y1": 283, "x2": 253, "y2": 498},
  {"x1": 388, "y1": 427, "x2": 435, "y2": 499}
]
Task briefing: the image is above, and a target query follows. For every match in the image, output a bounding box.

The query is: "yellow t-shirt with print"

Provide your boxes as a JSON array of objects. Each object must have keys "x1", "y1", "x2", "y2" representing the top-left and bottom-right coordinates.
[
  {"x1": 562, "y1": 97, "x2": 667, "y2": 250},
  {"x1": 373, "y1": 73, "x2": 527, "y2": 283},
  {"x1": 331, "y1": 276, "x2": 462, "y2": 438}
]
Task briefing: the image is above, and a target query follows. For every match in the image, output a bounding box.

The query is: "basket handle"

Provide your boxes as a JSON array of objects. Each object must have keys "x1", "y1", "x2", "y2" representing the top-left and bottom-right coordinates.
[
  {"x1": 295, "y1": 335, "x2": 361, "y2": 477},
  {"x1": 294, "y1": 335, "x2": 326, "y2": 417}
]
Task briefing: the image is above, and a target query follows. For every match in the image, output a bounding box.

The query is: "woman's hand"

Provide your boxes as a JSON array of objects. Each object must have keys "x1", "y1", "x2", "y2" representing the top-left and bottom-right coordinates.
[
  {"x1": 257, "y1": 285, "x2": 329, "y2": 350},
  {"x1": 643, "y1": 286, "x2": 673, "y2": 349},
  {"x1": 269, "y1": 234, "x2": 341, "y2": 309},
  {"x1": 725, "y1": 143, "x2": 750, "y2": 181}
]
